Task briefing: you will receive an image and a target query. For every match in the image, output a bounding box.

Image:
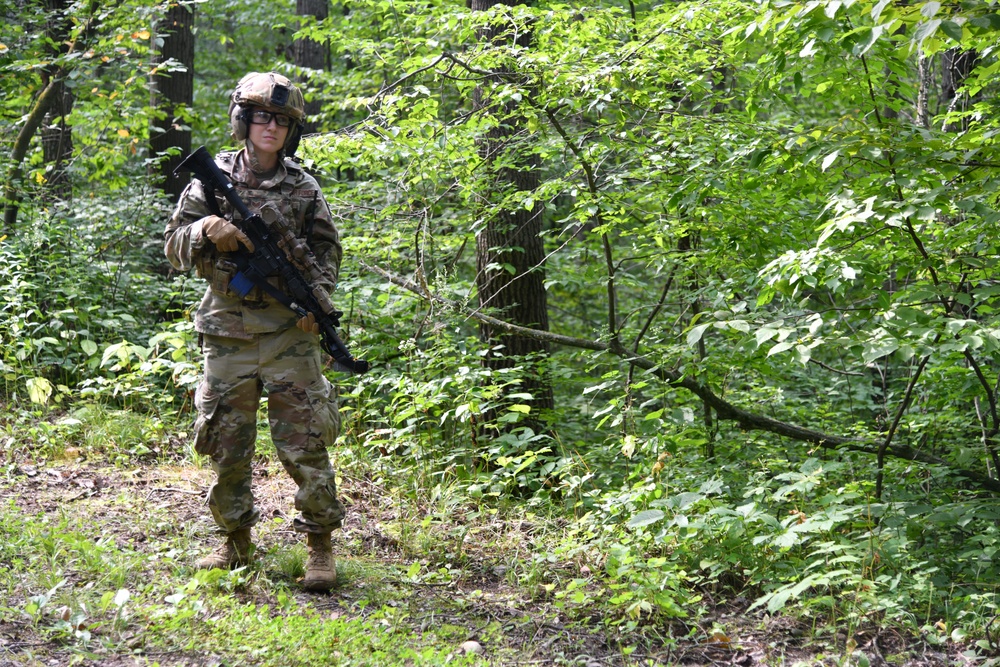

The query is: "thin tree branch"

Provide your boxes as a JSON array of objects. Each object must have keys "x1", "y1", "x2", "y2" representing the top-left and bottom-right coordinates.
[
  {"x1": 632, "y1": 266, "x2": 676, "y2": 354},
  {"x1": 808, "y1": 358, "x2": 865, "y2": 377},
  {"x1": 531, "y1": 98, "x2": 621, "y2": 351},
  {"x1": 4, "y1": 71, "x2": 66, "y2": 230},
  {"x1": 875, "y1": 351, "x2": 932, "y2": 500},
  {"x1": 965, "y1": 350, "x2": 999, "y2": 435},
  {"x1": 361, "y1": 260, "x2": 1000, "y2": 495}
]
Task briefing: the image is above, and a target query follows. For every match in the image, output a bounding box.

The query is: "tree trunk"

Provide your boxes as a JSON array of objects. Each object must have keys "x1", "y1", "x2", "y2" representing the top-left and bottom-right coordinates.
[
  {"x1": 3, "y1": 74, "x2": 64, "y2": 232},
  {"x1": 150, "y1": 1, "x2": 195, "y2": 202},
  {"x1": 40, "y1": 0, "x2": 74, "y2": 200},
  {"x1": 293, "y1": 0, "x2": 329, "y2": 135},
  {"x1": 940, "y1": 48, "x2": 977, "y2": 133},
  {"x1": 40, "y1": 79, "x2": 74, "y2": 199},
  {"x1": 471, "y1": 0, "x2": 554, "y2": 425},
  {"x1": 3, "y1": 0, "x2": 77, "y2": 230}
]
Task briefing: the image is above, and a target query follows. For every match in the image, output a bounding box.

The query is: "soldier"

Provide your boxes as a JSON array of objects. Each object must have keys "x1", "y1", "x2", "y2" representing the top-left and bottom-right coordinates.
[{"x1": 164, "y1": 71, "x2": 345, "y2": 591}]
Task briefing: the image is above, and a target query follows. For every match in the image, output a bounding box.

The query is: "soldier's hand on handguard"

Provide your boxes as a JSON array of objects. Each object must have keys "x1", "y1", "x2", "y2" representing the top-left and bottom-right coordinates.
[
  {"x1": 297, "y1": 311, "x2": 320, "y2": 335},
  {"x1": 202, "y1": 215, "x2": 255, "y2": 253}
]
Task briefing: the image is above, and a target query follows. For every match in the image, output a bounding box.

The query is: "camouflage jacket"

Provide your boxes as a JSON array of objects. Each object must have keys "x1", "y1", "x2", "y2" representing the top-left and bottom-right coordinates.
[{"x1": 165, "y1": 148, "x2": 342, "y2": 339}]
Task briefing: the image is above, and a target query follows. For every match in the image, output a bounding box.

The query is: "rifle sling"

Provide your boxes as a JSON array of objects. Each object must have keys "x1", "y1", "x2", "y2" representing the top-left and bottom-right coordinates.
[
  {"x1": 203, "y1": 183, "x2": 224, "y2": 218},
  {"x1": 229, "y1": 258, "x2": 358, "y2": 371}
]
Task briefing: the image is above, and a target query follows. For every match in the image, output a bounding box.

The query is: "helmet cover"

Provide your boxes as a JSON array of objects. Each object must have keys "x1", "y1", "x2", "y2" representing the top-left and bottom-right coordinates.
[{"x1": 229, "y1": 71, "x2": 305, "y2": 155}]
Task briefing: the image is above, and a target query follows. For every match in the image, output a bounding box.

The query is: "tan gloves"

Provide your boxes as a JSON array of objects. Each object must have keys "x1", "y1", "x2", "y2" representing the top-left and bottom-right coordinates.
[
  {"x1": 297, "y1": 311, "x2": 320, "y2": 335},
  {"x1": 202, "y1": 215, "x2": 255, "y2": 253}
]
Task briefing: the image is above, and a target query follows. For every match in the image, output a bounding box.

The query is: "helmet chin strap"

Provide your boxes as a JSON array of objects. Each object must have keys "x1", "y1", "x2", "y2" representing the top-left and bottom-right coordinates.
[{"x1": 245, "y1": 138, "x2": 282, "y2": 174}]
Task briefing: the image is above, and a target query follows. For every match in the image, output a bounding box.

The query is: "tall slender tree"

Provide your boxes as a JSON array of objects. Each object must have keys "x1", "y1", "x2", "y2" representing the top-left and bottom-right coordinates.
[
  {"x1": 293, "y1": 0, "x2": 329, "y2": 135},
  {"x1": 3, "y1": 0, "x2": 99, "y2": 230},
  {"x1": 471, "y1": 0, "x2": 554, "y2": 424},
  {"x1": 150, "y1": 0, "x2": 194, "y2": 201},
  {"x1": 40, "y1": 0, "x2": 74, "y2": 199}
]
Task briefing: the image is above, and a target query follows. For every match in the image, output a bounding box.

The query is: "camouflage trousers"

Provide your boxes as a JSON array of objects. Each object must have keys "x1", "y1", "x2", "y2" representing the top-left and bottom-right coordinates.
[{"x1": 193, "y1": 327, "x2": 346, "y2": 534}]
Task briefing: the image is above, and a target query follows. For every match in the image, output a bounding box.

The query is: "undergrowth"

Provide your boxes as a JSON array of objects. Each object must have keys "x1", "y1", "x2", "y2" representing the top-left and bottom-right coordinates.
[{"x1": 3, "y1": 401, "x2": 1000, "y2": 665}]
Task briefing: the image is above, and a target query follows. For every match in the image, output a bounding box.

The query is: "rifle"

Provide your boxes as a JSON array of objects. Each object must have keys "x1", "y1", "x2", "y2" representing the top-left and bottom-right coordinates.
[{"x1": 174, "y1": 146, "x2": 370, "y2": 375}]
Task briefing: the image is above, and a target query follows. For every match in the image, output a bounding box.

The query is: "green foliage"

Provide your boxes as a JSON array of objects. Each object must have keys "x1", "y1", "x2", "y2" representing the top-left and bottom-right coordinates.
[
  {"x1": 9, "y1": 0, "x2": 1000, "y2": 656},
  {"x1": 0, "y1": 182, "x2": 199, "y2": 408},
  {"x1": 191, "y1": 0, "x2": 301, "y2": 149},
  {"x1": 541, "y1": 447, "x2": 1000, "y2": 641}
]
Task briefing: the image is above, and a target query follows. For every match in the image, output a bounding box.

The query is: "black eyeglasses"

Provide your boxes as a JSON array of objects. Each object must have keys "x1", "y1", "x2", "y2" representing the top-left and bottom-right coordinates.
[{"x1": 248, "y1": 109, "x2": 293, "y2": 127}]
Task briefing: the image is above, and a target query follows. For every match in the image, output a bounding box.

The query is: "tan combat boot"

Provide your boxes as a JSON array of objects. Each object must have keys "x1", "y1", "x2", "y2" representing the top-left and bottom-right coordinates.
[
  {"x1": 195, "y1": 527, "x2": 253, "y2": 570},
  {"x1": 302, "y1": 532, "x2": 336, "y2": 591}
]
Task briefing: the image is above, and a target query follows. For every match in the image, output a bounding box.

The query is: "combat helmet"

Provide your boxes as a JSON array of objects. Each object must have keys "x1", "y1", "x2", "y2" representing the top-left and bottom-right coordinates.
[{"x1": 229, "y1": 71, "x2": 306, "y2": 157}]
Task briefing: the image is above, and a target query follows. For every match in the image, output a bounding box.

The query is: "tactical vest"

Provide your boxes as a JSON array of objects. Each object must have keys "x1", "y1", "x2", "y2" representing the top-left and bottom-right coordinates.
[{"x1": 196, "y1": 152, "x2": 320, "y2": 301}]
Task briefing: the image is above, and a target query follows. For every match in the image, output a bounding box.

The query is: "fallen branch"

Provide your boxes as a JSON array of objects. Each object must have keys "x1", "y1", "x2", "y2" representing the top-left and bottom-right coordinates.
[{"x1": 360, "y1": 260, "x2": 1000, "y2": 495}]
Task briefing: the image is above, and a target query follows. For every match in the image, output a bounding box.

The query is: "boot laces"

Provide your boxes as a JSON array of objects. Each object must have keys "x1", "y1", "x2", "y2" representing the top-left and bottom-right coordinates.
[{"x1": 310, "y1": 549, "x2": 332, "y2": 569}]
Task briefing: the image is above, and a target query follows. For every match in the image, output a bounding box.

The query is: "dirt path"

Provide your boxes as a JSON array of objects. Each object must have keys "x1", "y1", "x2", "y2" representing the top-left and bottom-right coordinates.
[{"x1": 0, "y1": 458, "x2": 956, "y2": 666}]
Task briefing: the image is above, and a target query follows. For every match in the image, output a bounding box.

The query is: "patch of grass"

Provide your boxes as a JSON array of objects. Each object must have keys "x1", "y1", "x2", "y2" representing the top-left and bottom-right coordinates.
[
  {"x1": 0, "y1": 401, "x2": 180, "y2": 466},
  {"x1": 264, "y1": 538, "x2": 307, "y2": 582},
  {"x1": 196, "y1": 600, "x2": 484, "y2": 667},
  {"x1": 3, "y1": 416, "x2": 987, "y2": 667},
  {"x1": 1, "y1": 460, "x2": 632, "y2": 666},
  {"x1": 0, "y1": 506, "x2": 488, "y2": 666}
]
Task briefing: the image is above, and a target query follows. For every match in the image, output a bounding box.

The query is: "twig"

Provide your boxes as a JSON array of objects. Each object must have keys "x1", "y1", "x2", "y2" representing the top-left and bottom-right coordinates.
[
  {"x1": 151, "y1": 486, "x2": 204, "y2": 496},
  {"x1": 808, "y1": 358, "x2": 865, "y2": 377}
]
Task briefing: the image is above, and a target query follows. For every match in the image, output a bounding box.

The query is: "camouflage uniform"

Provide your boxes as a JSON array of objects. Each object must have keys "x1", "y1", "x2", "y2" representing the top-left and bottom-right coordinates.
[{"x1": 165, "y1": 147, "x2": 347, "y2": 534}]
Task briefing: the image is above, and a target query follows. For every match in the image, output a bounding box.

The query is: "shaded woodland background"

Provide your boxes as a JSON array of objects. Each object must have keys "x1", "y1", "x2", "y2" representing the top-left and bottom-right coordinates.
[{"x1": 6, "y1": 0, "x2": 1000, "y2": 656}]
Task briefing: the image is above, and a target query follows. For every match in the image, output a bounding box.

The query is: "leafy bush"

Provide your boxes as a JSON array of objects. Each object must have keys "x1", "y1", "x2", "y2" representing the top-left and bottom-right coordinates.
[{"x1": 0, "y1": 184, "x2": 199, "y2": 408}]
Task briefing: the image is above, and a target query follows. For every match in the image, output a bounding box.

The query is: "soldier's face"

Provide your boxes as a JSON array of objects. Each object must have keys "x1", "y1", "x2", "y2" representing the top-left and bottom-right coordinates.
[{"x1": 247, "y1": 108, "x2": 289, "y2": 157}]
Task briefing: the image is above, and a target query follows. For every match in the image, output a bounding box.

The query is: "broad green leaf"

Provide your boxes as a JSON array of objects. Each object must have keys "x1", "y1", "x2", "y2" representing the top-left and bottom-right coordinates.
[
  {"x1": 755, "y1": 327, "x2": 779, "y2": 346},
  {"x1": 921, "y1": 2, "x2": 941, "y2": 18},
  {"x1": 939, "y1": 20, "x2": 962, "y2": 42},
  {"x1": 729, "y1": 319, "x2": 751, "y2": 333},
  {"x1": 687, "y1": 322, "x2": 712, "y2": 347},
  {"x1": 670, "y1": 492, "x2": 705, "y2": 509},
  {"x1": 768, "y1": 341, "x2": 796, "y2": 357},
  {"x1": 795, "y1": 344, "x2": 812, "y2": 365},
  {"x1": 871, "y1": 0, "x2": 892, "y2": 21},
  {"x1": 102, "y1": 342, "x2": 124, "y2": 367},
  {"x1": 627, "y1": 510, "x2": 665, "y2": 528},
  {"x1": 914, "y1": 18, "x2": 941, "y2": 45},
  {"x1": 863, "y1": 339, "x2": 899, "y2": 364},
  {"x1": 26, "y1": 377, "x2": 53, "y2": 405},
  {"x1": 621, "y1": 435, "x2": 636, "y2": 459}
]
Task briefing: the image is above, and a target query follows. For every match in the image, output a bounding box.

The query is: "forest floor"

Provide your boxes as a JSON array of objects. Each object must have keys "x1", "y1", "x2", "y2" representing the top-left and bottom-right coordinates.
[{"x1": 0, "y1": 454, "x2": 969, "y2": 666}]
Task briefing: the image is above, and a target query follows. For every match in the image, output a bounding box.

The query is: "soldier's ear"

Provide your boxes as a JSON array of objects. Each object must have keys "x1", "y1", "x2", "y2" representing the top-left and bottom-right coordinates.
[{"x1": 230, "y1": 104, "x2": 251, "y2": 142}]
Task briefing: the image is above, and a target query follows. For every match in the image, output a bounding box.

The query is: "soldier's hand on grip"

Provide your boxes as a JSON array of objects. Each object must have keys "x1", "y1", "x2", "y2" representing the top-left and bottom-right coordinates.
[
  {"x1": 202, "y1": 215, "x2": 255, "y2": 253},
  {"x1": 297, "y1": 311, "x2": 320, "y2": 335}
]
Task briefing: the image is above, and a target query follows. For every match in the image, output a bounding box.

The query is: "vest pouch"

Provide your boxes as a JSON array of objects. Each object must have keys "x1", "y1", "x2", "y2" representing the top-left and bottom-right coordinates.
[{"x1": 210, "y1": 258, "x2": 238, "y2": 296}]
